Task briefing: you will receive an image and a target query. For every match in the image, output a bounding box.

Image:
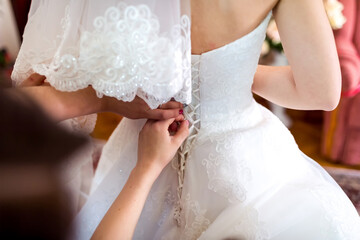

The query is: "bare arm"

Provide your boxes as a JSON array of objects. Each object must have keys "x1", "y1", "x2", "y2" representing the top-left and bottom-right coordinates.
[
  {"x1": 91, "y1": 166, "x2": 158, "y2": 240},
  {"x1": 17, "y1": 86, "x2": 102, "y2": 122},
  {"x1": 91, "y1": 117, "x2": 189, "y2": 240},
  {"x1": 252, "y1": 0, "x2": 341, "y2": 111},
  {"x1": 15, "y1": 73, "x2": 183, "y2": 121}
]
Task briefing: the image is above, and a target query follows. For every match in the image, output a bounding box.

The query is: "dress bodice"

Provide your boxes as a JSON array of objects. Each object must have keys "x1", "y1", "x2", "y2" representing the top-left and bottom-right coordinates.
[
  {"x1": 173, "y1": 13, "x2": 272, "y2": 223},
  {"x1": 190, "y1": 12, "x2": 271, "y2": 133}
]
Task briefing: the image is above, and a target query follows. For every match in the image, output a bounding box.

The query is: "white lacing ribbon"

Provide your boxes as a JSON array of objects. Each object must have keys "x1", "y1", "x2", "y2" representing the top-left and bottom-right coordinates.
[{"x1": 173, "y1": 57, "x2": 202, "y2": 226}]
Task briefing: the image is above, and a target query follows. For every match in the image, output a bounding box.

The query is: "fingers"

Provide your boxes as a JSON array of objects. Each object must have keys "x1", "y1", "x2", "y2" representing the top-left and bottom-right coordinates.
[
  {"x1": 20, "y1": 73, "x2": 46, "y2": 87},
  {"x1": 141, "y1": 119, "x2": 155, "y2": 132},
  {"x1": 169, "y1": 115, "x2": 185, "y2": 132},
  {"x1": 159, "y1": 101, "x2": 183, "y2": 109},
  {"x1": 143, "y1": 113, "x2": 184, "y2": 133},
  {"x1": 161, "y1": 117, "x2": 177, "y2": 128},
  {"x1": 169, "y1": 122, "x2": 178, "y2": 132},
  {"x1": 172, "y1": 120, "x2": 189, "y2": 146},
  {"x1": 174, "y1": 114, "x2": 185, "y2": 122},
  {"x1": 148, "y1": 113, "x2": 185, "y2": 133},
  {"x1": 147, "y1": 118, "x2": 175, "y2": 132},
  {"x1": 147, "y1": 108, "x2": 182, "y2": 120},
  {"x1": 155, "y1": 113, "x2": 185, "y2": 132},
  {"x1": 144, "y1": 118, "x2": 156, "y2": 125}
]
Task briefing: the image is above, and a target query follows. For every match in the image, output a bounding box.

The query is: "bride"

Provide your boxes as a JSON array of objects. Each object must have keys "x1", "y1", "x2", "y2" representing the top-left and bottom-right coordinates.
[{"x1": 13, "y1": 0, "x2": 360, "y2": 239}]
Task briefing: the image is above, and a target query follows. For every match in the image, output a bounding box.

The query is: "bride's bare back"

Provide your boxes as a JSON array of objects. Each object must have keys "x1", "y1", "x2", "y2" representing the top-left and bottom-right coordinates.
[
  {"x1": 191, "y1": 0, "x2": 278, "y2": 54},
  {"x1": 191, "y1": 0, "x2": 342, "y2": 112}
]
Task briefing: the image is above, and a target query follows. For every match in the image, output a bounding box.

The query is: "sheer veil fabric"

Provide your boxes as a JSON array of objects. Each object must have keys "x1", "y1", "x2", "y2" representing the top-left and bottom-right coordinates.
[{"x1": 12, "y1": 0, "x2": 191, "y2": 109}]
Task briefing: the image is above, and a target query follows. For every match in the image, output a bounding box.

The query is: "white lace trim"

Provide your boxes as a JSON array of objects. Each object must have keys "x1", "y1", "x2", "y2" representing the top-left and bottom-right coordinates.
[
  {"x1": 201, "y1": 131, "x2": 252, "y2": 203},
  {"x1": 231, "y1": 206, "x2": 269, "y2": 240},
  {"x1": 12, "y1": 3, "x2": 191, "y2": 109},
  {"x1": 183, "y1": 194, "x2": 211, "y2": 240}
]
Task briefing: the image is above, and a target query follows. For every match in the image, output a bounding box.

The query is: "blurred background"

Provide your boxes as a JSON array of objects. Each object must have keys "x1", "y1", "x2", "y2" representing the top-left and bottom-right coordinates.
[{"x1": 0, "y1": 0, "x2": 359, "y2": 236}]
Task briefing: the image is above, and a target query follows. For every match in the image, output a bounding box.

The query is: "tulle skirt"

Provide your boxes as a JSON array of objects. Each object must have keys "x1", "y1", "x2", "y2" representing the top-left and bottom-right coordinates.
[{"x1": 75, "y1": 104, "x2": 360, "y2": 240}]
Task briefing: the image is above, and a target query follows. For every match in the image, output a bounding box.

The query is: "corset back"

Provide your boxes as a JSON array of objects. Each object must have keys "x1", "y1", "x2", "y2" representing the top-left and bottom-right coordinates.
[
  {"x1": 173, "y1": 12, "x2": 272, "y2": 225},
  {"x1": 190, "y1": 12, "x2": 271, "y2": 133}
]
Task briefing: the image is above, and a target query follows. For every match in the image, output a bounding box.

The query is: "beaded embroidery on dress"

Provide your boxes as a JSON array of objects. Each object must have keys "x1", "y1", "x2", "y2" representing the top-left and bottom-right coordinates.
[{"x1": 77, "y1": 11, "x2": 360, "y2": 240}]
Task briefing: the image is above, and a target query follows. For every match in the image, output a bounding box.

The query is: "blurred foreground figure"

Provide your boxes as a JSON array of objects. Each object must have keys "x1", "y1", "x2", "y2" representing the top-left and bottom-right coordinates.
[
  {"x1": 0, "y1": 89, "x2": 189, "y2": 240},
  {"x1": 0, "y1": 89, "x2": 87, "y2": 240}
]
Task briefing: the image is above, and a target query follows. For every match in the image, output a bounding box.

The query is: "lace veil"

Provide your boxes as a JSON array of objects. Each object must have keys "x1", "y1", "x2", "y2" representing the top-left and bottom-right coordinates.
[{"x1": 12, "y1": 0, "x2": 191, "y2": 109}]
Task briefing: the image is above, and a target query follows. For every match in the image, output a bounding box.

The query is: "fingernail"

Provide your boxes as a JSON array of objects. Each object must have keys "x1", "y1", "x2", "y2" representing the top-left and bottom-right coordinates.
[
  {"x1": 185, "y1": 120, "x2": 189, "y2": 126},
  {"x1": 179, "y1": 109, "x2": 184, "y2": 115}
]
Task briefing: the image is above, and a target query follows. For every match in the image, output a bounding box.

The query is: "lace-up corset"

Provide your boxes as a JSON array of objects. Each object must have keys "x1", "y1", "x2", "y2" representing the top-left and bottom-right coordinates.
[
  {"x1": 188, "y1": 13, "x2": 272, "y2": 133},
  {"x1": 173, "y1": 12, "x2": 271, "y2": 225}
]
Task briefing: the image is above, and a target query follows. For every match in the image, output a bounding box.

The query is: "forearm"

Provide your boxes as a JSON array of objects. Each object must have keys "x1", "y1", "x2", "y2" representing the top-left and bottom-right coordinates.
[
  {"x1": 253, "y1": 64, "x2": 340, "y2": 111},
  {"x1": 91, "y1": 166, "x2": 159, "y2": 240},
  {"x1": 17, "y1": 86, "x2": 104, "y2": 121}
]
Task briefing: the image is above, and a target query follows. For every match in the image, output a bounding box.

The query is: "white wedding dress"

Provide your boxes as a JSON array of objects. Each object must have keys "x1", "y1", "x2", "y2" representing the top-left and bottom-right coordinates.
[{"x1": 75, "y1": 12, "x2": 360, "y2": 240}]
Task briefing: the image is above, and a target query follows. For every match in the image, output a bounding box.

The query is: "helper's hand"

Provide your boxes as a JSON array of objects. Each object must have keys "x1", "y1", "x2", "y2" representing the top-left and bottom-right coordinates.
[
  {"x1": 19, "y1": 73, "x2": 46, "y2": 87},
  {"x1": 91, "y1": 116, "x2": 188, "y2": 240},
  {"x1": 103, "y1": 96, "x2": 184, "y2": 120},
  {"x1": 137, "y1": 115, "x2": 189, "y2": 178}
]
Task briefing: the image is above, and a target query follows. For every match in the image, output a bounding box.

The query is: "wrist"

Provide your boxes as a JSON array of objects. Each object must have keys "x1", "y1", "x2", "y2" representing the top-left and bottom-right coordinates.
[
  {"x1": 133, "y1": 161, "x2": 163, "y2": 182},
  {"x1": 100, "y1": 95, "x2": 123, "y2": 114},
  {"x1": 74, "y1": 86, "x2": 104, "y2": 115},
  {"x1": 99, "y1": 95, "x2": 110, "y2": 112}
]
